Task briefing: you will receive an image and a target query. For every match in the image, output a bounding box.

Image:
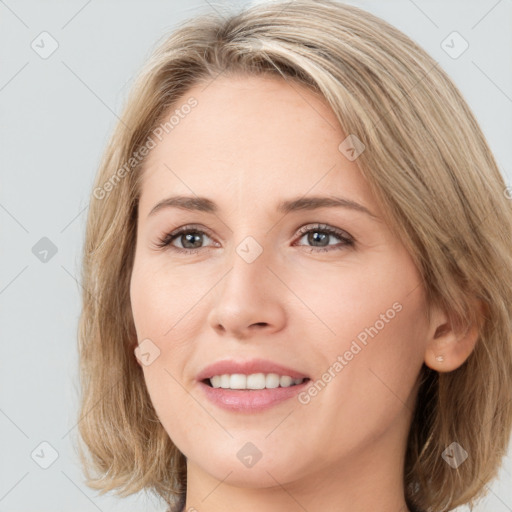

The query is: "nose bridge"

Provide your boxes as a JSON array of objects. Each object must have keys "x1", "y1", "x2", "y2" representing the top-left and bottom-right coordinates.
[
  {"x1": 207, "y1": 229, "x2": 285, "y2": 336},
  {"x1": 222, "y1": 209, "x2": 273, "y2": 279},
  {"x1": 224, "y1": 232, "x2": 271, "y2": 300}
]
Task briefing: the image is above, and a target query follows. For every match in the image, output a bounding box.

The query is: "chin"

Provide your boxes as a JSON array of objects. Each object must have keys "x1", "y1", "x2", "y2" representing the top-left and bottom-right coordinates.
[{"x1": 184, "y1": 439, "x2": 314, "y2": 488}]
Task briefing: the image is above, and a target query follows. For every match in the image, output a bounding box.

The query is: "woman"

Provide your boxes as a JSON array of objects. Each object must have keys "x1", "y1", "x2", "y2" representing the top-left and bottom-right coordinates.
[{"x1": 76, "y1": 1, "x2": 512, "y2": 511}]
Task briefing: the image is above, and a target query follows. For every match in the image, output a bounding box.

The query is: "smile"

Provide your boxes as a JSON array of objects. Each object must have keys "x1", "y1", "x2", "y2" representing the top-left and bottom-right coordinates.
[
  {"x1": 206, "y1": 373, "x2": 307, "y2": 390},
  {"x1": 199, "y1": 376, "x2": 311, "y2": 412}
]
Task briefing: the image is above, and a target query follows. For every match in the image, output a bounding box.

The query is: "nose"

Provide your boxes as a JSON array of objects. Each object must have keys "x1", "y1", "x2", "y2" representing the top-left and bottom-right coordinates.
[{"x1": 207, "y1": 245, "x2": 287, "y2": 340}]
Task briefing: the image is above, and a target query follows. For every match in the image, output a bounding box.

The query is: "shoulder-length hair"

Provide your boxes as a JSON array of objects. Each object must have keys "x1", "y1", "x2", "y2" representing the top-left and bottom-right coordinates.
[{"x1": 76, "y1": 1, "x2": 512, "y2": 511}]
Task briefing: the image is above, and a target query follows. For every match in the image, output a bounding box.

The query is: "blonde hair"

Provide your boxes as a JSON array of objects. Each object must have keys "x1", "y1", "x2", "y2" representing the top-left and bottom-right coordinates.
[{"x1": 76, "y1": 1, "x2": 512, "y2": 511}]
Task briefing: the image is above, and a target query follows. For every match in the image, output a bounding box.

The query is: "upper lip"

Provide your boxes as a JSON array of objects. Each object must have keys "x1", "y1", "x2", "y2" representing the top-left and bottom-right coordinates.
[{"x1": 196, "y1": 358, "x2": 310, "y2": 381}]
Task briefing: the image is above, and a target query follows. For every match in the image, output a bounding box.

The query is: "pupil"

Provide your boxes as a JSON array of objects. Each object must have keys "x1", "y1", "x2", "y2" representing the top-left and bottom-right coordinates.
[
  {"x1": 309, "y1": 231, "x2": 328, "y2": 247},
  {"x1": 183, "y1": 232, "x2": 202, "y2": 248}
]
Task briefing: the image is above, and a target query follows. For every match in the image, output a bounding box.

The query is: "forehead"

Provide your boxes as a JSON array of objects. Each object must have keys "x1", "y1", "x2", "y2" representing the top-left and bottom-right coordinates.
[{"x1": 138, "y1": 74, "x2": 374, "y2": 217}]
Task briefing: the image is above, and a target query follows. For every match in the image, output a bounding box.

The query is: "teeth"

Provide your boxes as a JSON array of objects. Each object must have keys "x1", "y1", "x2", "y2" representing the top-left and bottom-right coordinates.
[
  {"x1": 209, "y1": 373, "x2": 306, "y2": 390},
  {"x1": 280, "y1": 375, "x2": 293, "y2": 387},
  {"x1": 265, "y1": 373, "x2": 280, "y2": 389}
]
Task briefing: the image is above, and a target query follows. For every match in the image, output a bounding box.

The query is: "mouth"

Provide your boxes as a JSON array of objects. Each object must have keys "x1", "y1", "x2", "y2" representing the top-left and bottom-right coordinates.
[
  {"x1": 201, "y1": 374, "x2": 311, "y2": 390},
  {"x1": 198, "y1": 374, "x2": 312, "y2": 412},
  {"x1": 196, "y1": 359, "x2": 311, "y2": 411}
]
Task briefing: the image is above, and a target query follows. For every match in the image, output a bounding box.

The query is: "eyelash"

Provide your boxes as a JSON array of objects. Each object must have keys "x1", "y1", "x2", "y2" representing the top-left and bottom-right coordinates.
[{"x1": 154, "y1": 223, "x2": 355, "y2": 255}]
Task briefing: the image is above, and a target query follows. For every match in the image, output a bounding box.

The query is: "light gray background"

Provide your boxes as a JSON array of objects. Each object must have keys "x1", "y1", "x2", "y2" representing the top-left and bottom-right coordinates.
[{"x1": 1, "y1": 0, "x2": 511, "y2": 511}]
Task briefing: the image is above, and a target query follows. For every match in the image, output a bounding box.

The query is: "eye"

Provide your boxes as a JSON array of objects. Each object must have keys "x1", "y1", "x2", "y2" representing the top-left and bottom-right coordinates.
[
  {"x1": 154, "y1": 224, "x2": 217, "y2": 254},
  {"x1": 294, "y1": 223, "x2": 355, "y2": 253},
  {"x1": 153, "y1": 223, "x2": 355, "y2": 254}
]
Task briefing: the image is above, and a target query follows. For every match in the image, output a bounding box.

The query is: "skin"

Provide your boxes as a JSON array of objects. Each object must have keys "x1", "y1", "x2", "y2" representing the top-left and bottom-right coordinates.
[{"x1": 129, "y1": 74, "x2": 480, "y2": 512}]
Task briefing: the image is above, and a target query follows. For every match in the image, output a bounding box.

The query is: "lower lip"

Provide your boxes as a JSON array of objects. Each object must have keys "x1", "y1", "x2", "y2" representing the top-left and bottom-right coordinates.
[{"x1": 198, "y1": 379, "x2": 310, "y2": 412}]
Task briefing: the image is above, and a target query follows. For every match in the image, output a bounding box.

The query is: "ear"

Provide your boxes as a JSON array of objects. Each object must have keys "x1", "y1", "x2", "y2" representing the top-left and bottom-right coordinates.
[{"x1": 424, "y1": 297, "x2": 486, "y2": 373}]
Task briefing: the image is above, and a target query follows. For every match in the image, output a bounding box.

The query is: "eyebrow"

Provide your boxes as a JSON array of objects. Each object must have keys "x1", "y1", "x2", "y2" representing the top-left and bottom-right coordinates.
[{"x1": 148, "y1": 195, "x2": 378, "y2": 219}]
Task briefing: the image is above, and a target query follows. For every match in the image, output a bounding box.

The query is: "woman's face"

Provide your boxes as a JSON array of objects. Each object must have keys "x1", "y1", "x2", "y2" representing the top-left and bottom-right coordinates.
[{"x1": 130, "y1": 74, "x2": 430, "y2": 489}]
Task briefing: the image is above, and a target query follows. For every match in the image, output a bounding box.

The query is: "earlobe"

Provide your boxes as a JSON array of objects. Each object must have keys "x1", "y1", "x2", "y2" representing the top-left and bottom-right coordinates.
[{"x1": 424, "y1": 299, "x2": 485, "y2": 373}]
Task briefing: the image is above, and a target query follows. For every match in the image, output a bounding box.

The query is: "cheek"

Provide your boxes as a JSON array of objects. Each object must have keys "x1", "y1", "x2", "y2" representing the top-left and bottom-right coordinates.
[
  {"x1": 130, "y1": 259, "x2": 189, "y2": 340},
  {"x1": 130, "y1": 265, "x2": 196, "y2": 393},
  {"x1": 294, "y1": 250, "x2": 427, "y2": 428},
  {"x1": 289, "y1": 248, "x2": 423, "y2": 347},
  {"x1": 304, "y1": 279, "x2": 428, "y2": 447},
  {"x1": 129, "y1": 260, "x2": 206, "y2": 441}
]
